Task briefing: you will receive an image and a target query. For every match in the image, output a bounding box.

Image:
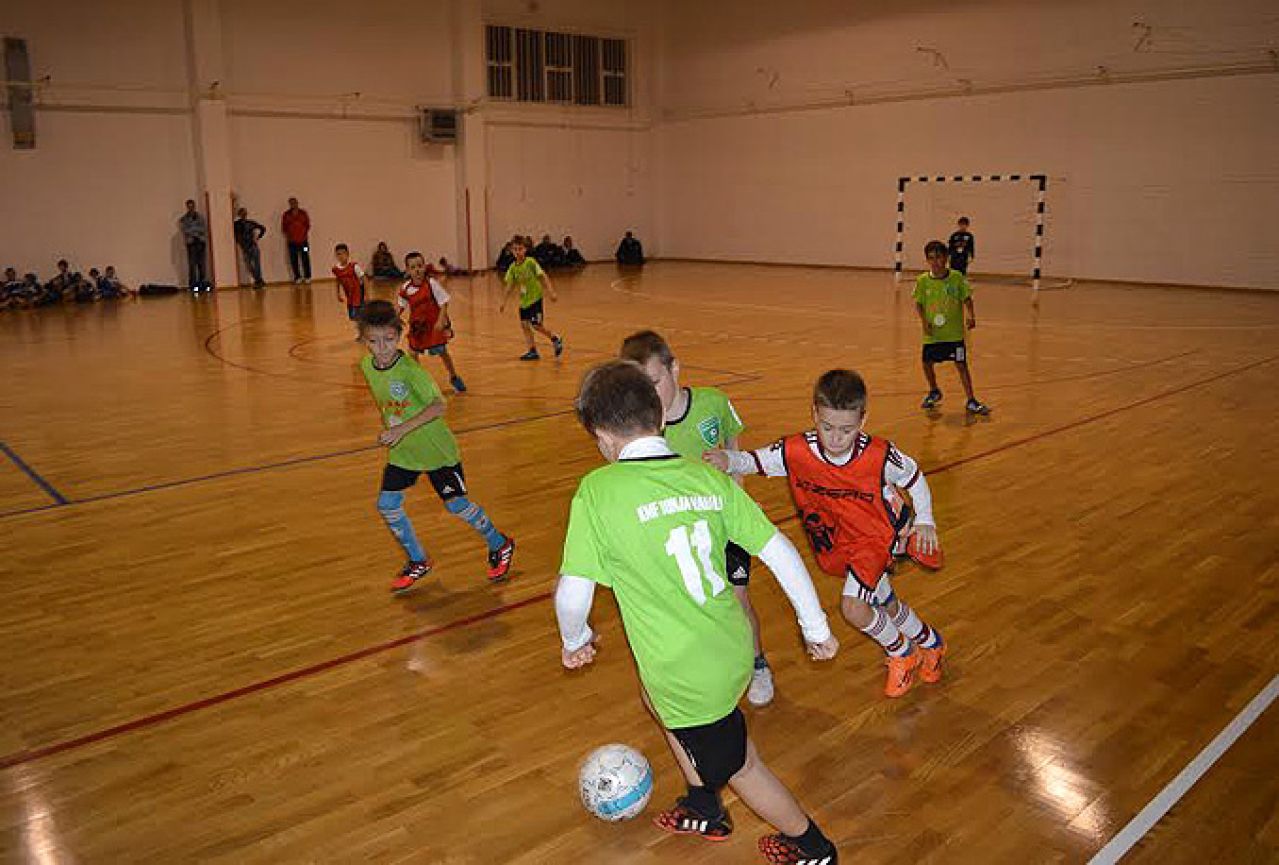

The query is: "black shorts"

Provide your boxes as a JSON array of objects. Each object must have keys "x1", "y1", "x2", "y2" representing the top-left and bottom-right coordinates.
[
  {"x1": 669, "y1": 707, "x2": 748, "y2": 789},
  {"x1": 922, "y1": 341, "x2": 967, "y2": 364},
  {"x1": 725, "y1": 542, "x2": 752, "y2": 587},
  {"x1": 949, "y1": 257, "x2": 969, "y2": 275},
  {"x1": 380, "y1": 463, "x2": 467, "y2": 502},
  {"x1": 518, "y1": 299, "x2": 544, "y2": 324}
]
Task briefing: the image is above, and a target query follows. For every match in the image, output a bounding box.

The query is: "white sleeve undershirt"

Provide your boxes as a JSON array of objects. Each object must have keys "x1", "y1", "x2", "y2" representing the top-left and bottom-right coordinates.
[
  {"x1": 555, "y1": 574, "x2": 596, "y2": 651},
  {"x1": 756, "y1": 532, "x2": 832, "y2": 644},
  {"x1": 884, "y1": 444, "x2": 936, "y2": 527}
]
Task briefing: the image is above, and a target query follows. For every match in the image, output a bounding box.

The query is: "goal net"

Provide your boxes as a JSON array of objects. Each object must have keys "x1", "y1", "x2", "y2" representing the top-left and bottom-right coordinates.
[{"x1": 893, "y1": 174, "x2": 1072, "y2": 290}]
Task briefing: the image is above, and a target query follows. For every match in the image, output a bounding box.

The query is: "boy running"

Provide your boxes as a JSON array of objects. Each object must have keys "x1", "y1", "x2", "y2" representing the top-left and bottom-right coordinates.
[
  {"x1": 499, "y1": 239, "x2": 563, "y2": 361},
  {"x1": 333, "y1": 243, "x2": 368, "y2": 339},
  {"x1": 399, "y1": 251, "x2": 466, "y2": 393},
  {"x1": 359, "y1": 300, "x2": 514, "y2": 593}
]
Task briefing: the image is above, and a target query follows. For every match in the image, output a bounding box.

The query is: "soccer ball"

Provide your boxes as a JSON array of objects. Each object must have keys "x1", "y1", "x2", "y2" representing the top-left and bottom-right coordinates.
[{"x1": 578, "y1": 744, "x2": 653, "y2": 821}]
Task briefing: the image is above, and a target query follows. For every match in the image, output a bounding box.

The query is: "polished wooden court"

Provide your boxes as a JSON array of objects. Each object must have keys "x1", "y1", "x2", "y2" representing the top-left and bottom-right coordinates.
[{"x1": 2, "y1": 264, "x2": 1277, "y2": 863}]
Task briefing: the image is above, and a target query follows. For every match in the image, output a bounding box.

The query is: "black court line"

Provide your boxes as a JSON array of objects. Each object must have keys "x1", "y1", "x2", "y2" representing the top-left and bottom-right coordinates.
[{"x1": 1, "y1": 441, "x2": 69, "y2": 505}]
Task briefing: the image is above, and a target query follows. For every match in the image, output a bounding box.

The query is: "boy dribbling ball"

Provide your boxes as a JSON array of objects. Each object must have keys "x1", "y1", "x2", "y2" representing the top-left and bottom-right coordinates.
[{"x1": 557, "y1": 359, "x2": 841, "y2": 865}]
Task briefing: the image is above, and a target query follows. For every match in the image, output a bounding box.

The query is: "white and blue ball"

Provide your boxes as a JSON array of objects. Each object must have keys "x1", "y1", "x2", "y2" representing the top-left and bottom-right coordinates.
[{"x1": 578, "y1": 744, "x2": 653, "y2": 821}]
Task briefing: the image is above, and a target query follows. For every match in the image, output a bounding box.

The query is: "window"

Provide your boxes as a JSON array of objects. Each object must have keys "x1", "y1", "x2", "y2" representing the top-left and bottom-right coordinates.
[
  {"x1": 487, "y1": 26, "x2": 513, "y2": 100},
  {"x1": 486, "y1": 24, "x2": 628, "y2": 107}
]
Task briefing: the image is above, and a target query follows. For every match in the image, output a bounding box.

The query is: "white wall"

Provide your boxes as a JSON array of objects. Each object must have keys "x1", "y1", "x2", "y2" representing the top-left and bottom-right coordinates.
[
  {"x1": 656, "y1": 0, "x2": 1279, "y2": 288},
  {"x1": 227, "y1": 117, "x2": 458, "y2": 283},
  {"x1": 6, "y1": 0, "x2": 1276, "y2": 289},
  {"x1": 485, "y1": 121, "x2": 652, "y2": 263},
  {"x1": 0, "y1": 0, "x2": 196, "y2": 282},
  {"x1": 478, "y1": 0, "x2": 657, "y2": 264},
  {"x1": 219, "y1": 0, "x2": 461, "y2": 281}
]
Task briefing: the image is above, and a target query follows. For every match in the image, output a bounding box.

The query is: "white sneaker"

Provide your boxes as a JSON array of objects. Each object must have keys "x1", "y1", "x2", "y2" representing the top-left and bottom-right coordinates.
[{"x1": 747, "y1": 665, "x2": 775, "y2": 706}]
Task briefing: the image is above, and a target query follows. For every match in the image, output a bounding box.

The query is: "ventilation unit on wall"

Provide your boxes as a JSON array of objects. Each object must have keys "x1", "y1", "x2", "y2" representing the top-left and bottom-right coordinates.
[{"x1": 420, "y1": 108, "x2": 458, "y2": 144}]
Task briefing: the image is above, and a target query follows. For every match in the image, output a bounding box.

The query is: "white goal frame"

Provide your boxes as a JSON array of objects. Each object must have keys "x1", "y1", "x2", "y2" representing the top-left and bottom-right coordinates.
[{"x1": 893, "y1": 173, "x2": 1048, "y2": 290}]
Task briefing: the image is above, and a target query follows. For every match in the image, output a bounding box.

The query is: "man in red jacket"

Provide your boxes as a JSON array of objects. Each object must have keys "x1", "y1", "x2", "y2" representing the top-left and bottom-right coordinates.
[{"x1": 282, "y1": 197, "x2": 312, "y2": 283}]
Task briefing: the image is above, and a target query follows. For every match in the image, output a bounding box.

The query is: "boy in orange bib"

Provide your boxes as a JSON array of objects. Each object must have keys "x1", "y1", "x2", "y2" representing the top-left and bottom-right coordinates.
[
  {"x1": 397, "y1": 251, "x2": 466, "y2": 393},
  {"x1": 707, "y1": 369, "x2": 947, "y2": 698},
  {"x1": 332, "y1": 243, "x2": 369, "y2": 340}
]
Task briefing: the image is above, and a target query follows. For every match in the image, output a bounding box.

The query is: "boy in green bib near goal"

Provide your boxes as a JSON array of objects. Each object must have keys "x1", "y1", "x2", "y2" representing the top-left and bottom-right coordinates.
[
  {"x1": 620, "y1": 330, "x2": 776, "y2": 707},
  {"x1": 556, "y1": 359, "x2": 841, "y2": 865},
  {"x1": 914, "y1": 240, "x2": 990, "y2": 415}
]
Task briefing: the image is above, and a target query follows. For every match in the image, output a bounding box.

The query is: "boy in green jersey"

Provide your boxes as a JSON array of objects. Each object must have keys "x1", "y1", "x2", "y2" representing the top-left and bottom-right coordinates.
[
  {"x1": 914, "y1": 240, "x2": 990, "y2": 415},
  {"x1": 358, "y1": 301, "x2": 516, "y2": 593},
  {"x1": 499, "y1": 239, "x2": 564, "y2": 361},
  {"x1": 620, "y1": 330, "x2": 775, "y2": 707},
  {"x1": 556, "y1": 359, "x2": 841, "y2": 865}
]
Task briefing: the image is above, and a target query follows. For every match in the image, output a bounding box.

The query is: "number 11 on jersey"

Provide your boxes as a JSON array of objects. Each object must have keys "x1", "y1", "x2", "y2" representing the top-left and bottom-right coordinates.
[{"x1": 665, "y1": 520, "x2": 727, "y2": 605}]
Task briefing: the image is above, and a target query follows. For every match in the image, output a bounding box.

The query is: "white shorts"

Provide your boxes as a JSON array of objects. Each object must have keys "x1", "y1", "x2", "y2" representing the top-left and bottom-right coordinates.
[{"x1": 842, "y1": 570, "x2": 895, "y2": 605}]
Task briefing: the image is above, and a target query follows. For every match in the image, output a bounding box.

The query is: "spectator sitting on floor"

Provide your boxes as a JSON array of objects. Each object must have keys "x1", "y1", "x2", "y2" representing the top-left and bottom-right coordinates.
[
  {"x1": 561, "y1": 236, "x2": 586, "y2": 267},
  {"x1": 532, "y1": 234, "x2": 564, "y2": 269},
  {"x1": 496, "y1": 238, "x2": 517, "y2": 275},
  {"x1": 371, "y1": 241, "x2": 404, "y2": 279},
  {"x1": 615, "y1": 230, "x2": 645, "y2": 266},
  {"x1": 98, "y1": 265, "x2": 130, "y2": 298}
]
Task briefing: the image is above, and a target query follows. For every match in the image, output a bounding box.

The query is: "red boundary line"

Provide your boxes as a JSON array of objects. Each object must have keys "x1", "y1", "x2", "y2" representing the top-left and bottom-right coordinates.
[
  {"x1": 0, "y1": 591, "x2": 553, "y2": 770},
  {"x1": 2, "y1": 353, "x2": 1273, "y2": 771}
]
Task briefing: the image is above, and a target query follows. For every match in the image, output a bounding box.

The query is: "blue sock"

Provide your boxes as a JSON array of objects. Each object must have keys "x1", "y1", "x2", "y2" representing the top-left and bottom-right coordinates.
[
  {"x1": 444, "y1": 496, "x2": 506, "y2": 551},
  {"x1": 377, "y1": 490, "x2": 427, "y2": 562}
]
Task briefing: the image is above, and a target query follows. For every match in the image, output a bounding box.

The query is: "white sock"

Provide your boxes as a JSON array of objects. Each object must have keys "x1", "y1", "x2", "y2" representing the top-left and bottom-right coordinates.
[
  {"x1": 890, "y1": 600, "x2": 941, "y2": 649},
  {"x1": 859, "y1": 607, "x2": 913, "y2": 657}
]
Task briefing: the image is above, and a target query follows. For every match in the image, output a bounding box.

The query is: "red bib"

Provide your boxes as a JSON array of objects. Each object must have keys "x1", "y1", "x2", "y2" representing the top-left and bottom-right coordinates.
[
  {"x1": 399, "y1": 281, "x2": 449, "y2": 351},
  {"x1": 783, "y1": 432, "x2": 899, "y2": 586},
  {"x1": 332, "y1": 263, "x2": 364, "y2": 306}
]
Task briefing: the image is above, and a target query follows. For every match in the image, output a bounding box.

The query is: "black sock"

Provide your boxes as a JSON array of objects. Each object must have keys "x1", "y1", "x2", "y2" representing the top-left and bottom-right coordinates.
[
  {"x1": 683, "y1": 785, "x2": 723, "y2": 818},
  {"x1": 786, "y1": 818, "x2": 833, "y2": 855},
  {"x1": 754, "y1": 653, "x2": 769, "y2": 670}
]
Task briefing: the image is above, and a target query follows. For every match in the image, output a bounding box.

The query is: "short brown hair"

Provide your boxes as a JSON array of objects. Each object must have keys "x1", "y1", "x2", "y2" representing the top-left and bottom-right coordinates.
[
  {"x1": 813, "y1": 369, "x2": 867, "y2": 413},
  {"x1": 576, "y1": 360, "x2": 663, "y2": 437},
  {"x1": 619, "y1": 330, "x2": 674, "y2": 369},
  {"x1": 358, "y1": 299, "x2": 403, "y2": 333},
  {"x1": 924, "y1": 240, "x2": 948, "y2": 258}
]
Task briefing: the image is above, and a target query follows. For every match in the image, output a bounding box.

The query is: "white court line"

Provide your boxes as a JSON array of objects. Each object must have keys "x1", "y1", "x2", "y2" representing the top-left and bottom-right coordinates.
[{"x1": 1087, "y1": 672, "x2": 1279, "y2": 864}]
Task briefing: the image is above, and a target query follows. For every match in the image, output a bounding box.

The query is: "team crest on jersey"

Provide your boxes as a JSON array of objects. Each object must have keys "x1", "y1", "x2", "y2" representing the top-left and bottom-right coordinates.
[
  {"x1": 389, "y1": 380, "x2": 409, "y2": 401},
  {"x1": 697, "y1": 417, "x2": 721, "y2": 447}
]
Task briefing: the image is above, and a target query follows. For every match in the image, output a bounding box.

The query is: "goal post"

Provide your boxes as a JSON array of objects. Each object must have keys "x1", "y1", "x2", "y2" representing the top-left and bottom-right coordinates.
[{"x1": 894, "y1": 173, "x2": 1049, "y2": 290}]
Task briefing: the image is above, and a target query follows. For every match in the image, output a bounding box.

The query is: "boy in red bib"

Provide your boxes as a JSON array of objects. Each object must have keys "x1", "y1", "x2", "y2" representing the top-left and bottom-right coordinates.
[
  {"x1": 707, "y1": 369, "x2": 946, "y2": 699},
  {"x1": 397, "y1": 251, "x2": 466, "y2": 393},
  {"x1": 333, "y1": 243, "x2": 369, "y2": 340}
]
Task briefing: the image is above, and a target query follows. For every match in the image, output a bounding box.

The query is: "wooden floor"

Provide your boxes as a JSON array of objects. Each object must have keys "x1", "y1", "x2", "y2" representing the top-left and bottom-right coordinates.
[{"x1": 2, "y1": 263, "x2": 1277, "y2": 864}]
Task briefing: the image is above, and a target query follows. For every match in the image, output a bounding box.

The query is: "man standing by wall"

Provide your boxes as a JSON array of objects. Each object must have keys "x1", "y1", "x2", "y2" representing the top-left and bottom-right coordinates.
[
  {"x1": 234, "y1": 207, "x2": 267, "y2": 288},
  {"x1": 282, "y1": 196, "x2": 312, "y2": 283},
  {"x1": 179, "y1": 199, "x2": 210, "y2": 292}
]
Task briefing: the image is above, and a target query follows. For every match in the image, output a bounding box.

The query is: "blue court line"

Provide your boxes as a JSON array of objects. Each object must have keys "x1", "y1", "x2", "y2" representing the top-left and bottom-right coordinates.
[
  {"x1": 0, "y1": 367, "x2": 762, "y2": 522},
  {"x1": 0, "y1": 406, "x2": 582, "y2": 520},
  {"x1": 0, "y1": 441, "x2": 70, "y2": 506}
]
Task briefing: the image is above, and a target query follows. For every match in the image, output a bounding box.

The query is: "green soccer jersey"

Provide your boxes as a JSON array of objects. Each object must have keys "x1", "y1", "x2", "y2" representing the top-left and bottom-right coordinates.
[
  {"x1": 360, "y1": 352, "x2": 461, "y2": 471},
  {"x1": 560, "y1": 442, "x2": 778, "y2": 728},
  {"x1": 663, "y1": 387, "x2": 744, "y2": 459},
  {"x1": 913, "y1": 269, "x2": 972, "y2": 344},
  {"x1": 503, "y1": 257, "x2": 546, "y2": 307}
]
